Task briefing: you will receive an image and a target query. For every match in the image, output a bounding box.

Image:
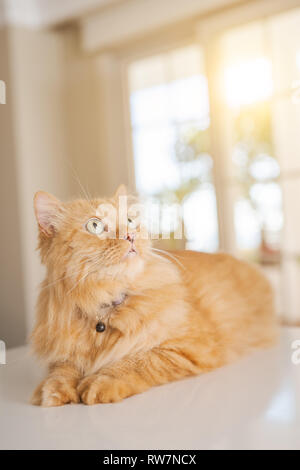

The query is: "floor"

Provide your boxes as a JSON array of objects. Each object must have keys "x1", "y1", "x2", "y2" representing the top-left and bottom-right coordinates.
[{"x1": 0, "y1": 327, "x2": 300, "y2": 450}]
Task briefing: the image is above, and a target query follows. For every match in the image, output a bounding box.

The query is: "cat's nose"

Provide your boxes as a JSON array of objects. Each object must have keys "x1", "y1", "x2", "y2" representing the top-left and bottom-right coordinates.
[{"x1": 125, "y1": 233, "x2": 135, "y2": 243}]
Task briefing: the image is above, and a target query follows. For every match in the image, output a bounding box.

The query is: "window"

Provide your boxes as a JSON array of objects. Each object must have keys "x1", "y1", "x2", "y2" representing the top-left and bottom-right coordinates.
[
  {"x1": 128, "y1": 45, "x2": 219, "y2": 252},
  {"x1": 216, "y1": 9, "x2": 300, "y2": 319},
  {"x1": 126, "y1": 7, "x2": 300, "y2": 322}
]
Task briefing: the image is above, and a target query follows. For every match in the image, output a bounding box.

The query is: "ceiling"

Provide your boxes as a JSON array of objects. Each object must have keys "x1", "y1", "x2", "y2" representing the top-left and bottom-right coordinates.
[{"x1": 0, "y1": 0, "x2": 123, "y2": 28}]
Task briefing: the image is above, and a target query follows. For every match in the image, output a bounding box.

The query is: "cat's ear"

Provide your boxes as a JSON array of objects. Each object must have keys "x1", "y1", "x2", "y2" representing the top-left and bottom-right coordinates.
[
  {"x1": 114, "y1": 184, "x2": 127, "y2": 199},
  {"x1": 34, "y1": 191, "x2": 62, "y2": 237}
]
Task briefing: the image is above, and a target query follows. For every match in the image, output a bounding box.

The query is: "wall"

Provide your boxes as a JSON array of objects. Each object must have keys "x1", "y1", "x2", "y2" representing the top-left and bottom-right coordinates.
[
  {"x1": 64, "y1": 33, "x2": 130, "y2": 199},
  {"x1": 64, "y1": 32, "x2": 131, "y2": 198},
  {"x1": 0, "y1": 25, "x2": 130, "y2": 345},
  {"x1": 0, "y1": 26, "x2": 26, "y2": 348},
  {"x1": 0, "y1": 26, "x2": 75, "y2": 341}
]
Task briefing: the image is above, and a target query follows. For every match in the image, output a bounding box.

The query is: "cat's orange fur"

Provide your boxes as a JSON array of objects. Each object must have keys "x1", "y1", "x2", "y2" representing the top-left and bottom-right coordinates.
[{"x1": 31, "y1": 186, "x2": 278, "y2": 407}]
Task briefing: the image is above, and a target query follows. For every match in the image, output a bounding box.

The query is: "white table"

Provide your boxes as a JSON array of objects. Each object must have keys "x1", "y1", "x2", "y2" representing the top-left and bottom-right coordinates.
[{"x1": 1, "y1": 327, "x2": 300, "y2": 450}]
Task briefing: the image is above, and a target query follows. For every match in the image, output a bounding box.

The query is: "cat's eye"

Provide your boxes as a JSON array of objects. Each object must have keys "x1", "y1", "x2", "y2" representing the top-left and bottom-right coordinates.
[
  {"x1": 86, "y1": 218, "x2": 105, "y2": 235},
  {"x1": 128, "y1": 217, "x2": 137, "y2": 229}
]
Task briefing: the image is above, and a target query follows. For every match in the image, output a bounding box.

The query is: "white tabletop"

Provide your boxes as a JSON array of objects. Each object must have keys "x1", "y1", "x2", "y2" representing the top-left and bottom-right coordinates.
[{"x1": 1, "y1": 327, "x2": 300, "y2": 450}]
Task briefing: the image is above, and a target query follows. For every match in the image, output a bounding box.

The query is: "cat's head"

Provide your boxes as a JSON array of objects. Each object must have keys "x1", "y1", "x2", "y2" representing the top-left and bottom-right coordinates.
[{"x1": 33, "y1": 185, "x2": 151, "y2": 282}]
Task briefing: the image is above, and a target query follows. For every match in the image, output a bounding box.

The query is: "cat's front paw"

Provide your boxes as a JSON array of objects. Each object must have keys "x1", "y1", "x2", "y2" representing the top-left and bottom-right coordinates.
[
  {"x1": 78, "y1": 374, "x2": 131, "y2": 404},
  {"x1": 31, "y1": 377, "x2": 80, "y2": 407},
  {"x1": 100, "y1": 292, "x2": 127, "y2": 309}
]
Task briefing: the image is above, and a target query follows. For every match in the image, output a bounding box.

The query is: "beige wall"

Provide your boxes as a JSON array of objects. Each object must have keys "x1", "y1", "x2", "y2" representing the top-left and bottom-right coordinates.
[
  {"x1": 64, "y1": 33, "x2": 130, "y2": 199},
  {"x1": 0, "y1": 25, "x2": 130, "y2": 346},
  {"x1": 7, "y1": 27, "x2": 75, "y2": 336},
  {"x1": 0, "y1": 27, "x2": 26, "y2": 348}
]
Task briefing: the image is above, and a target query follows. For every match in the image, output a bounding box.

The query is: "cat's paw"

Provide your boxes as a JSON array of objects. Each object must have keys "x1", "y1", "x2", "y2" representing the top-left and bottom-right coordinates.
[
  {"x1": 31, "y1": 377, "x2": 80, "y2": 407},
  {"x1": 78, "y1": 375, "x2": 131, "y2": 404},
  {"x1": 100, "y1": 292, "x2": 127, "y2": 310}
]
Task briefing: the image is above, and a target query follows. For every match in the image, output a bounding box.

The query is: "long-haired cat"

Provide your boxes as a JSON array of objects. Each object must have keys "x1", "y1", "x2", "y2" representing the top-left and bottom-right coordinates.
[{"x1": 31, "y1": 186, "x2": 278, "y2": 406}]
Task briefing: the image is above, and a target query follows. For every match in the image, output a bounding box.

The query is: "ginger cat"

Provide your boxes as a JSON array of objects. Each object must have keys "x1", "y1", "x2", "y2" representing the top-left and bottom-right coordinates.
[{"x1": 31, "y1": 186, "x2": 277, "y2": 407}]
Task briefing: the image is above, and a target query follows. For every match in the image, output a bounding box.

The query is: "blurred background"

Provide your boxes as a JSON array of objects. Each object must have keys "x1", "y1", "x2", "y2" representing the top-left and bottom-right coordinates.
[{"x1": 1, "y1": 0, "x2": 300, "y2": 348}]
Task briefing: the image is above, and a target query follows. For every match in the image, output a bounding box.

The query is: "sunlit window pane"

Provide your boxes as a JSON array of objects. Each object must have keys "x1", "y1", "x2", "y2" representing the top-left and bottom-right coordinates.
[
  {"x1": 130, "y1": 85, "x2": 170, "y2": 127},
  {"x1": 184, "y1": 185, "x2": 219, "y2": 252},
  {"x1": 224, "y1": 58, "x2": 273, "y2": 109},
  {"x1": 169, "y1": 76, "x2": 210, "y2": 122},
  {"x1": 128, "y1": 45, "x2": 219, "y2": 252},
  {"x1": 132, "y1": 126, "x2": 179, "y2": 195}
]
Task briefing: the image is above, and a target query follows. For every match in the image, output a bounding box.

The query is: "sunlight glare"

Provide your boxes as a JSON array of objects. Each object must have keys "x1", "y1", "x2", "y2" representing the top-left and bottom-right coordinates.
[
  {"x1": 296, "y1": 51, "x2": 300, "y2": 71},
  {"x1": 224, "y1": 57, "x2": 273, "y2": 109}
]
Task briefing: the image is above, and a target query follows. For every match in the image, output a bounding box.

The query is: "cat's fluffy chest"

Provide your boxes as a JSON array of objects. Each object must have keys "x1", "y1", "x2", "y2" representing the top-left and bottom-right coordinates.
[
  {"x1": 46, "y1": 281, "x2": 190, "y2": 375},
  {"x1": 31, "y1": 254, "x2": 189, "y2": 374}
]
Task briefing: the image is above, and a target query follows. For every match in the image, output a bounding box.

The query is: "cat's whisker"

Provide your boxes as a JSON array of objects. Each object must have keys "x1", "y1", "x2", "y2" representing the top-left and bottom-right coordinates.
[
  {"x1": 67, "y1": 161, "x2": 94, "y2": 210},
  {"x1": 148, "y1": 251, "x2": 172, "y2": 264},
  {"x1": 66, "y1": 259, "x2": 102, "y2": 295},
  {"x1": 151, "y1": 248, "x2": 186, "y2": 270},
  {"x1": 42, "y1": 272, "x2": 81, "y2": 290},
  {"x1": 42, "y1": 257, "x2": 100, "y2": 290}
]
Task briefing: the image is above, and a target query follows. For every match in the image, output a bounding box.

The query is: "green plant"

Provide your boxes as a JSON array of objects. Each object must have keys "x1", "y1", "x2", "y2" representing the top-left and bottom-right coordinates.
[{"x1": 153, "y1": 126, "x2": 212, "y2": 247}]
